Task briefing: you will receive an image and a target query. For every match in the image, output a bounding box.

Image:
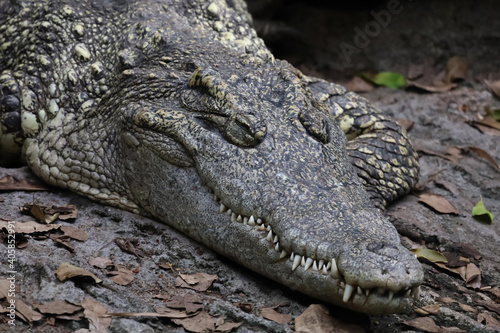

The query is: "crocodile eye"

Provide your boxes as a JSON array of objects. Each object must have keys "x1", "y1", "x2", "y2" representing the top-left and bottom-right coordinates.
[
  {"x1": 298, "y1": 108, "x2": 330, "y2": 144},
  {"x1": 224, "y1": 113, "x2": 266, "y2": 147}
]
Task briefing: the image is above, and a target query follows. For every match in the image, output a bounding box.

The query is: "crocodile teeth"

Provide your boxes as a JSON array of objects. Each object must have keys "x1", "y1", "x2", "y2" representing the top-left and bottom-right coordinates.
[
  {"x1": 257, "y1": 218, "x2": 263, "y2": 225},
  {"x1": 219, "y1": 203, "x2": 228, "y2": 213},
  {"x1": 266, "y1": 230, "x2": 273, "y2": 241},
  {"x1": 266, "y1": 225, "x2": 271, "y2": 231},
  {"x1": 357, "y1": 286, "x2": 363, "y2": 295},
  {"x1": 231, "y1": 212, "x2": 237, "y2": 222},
  {"x1": 330, "y1": 259, "x2": 339, "y2": 279},
  {"x1": 292, "y1": 255, "x2": 301, "y2": 271},
  {"x1": 243, "y1": 216, "x2": 248, "y2": 224},
  {"x1": 248, "y1": 216, "x2": 255, "y2": 226},
  {"x1": 340, "y1": 281, "x2": 345, "y2": 289},
  {"x1": 411, "y1": 286, "x2": 420, "y2": 300},
  {"x1": 365, "y1": 289, "x2": 370, "y2": 297},
  {"x1": 343, "y1": 284, "x2": 354, "y2": 302},
  {"x1": 258, "y1": 224, "x2": 267, "y2": 231},
  {"x1": 226, "y1": 209, "x2": 232, "y2": 215},
  {"x1": 275, "y1": 242, "x2": 280, "y2": 251},
  {"x1": 388, "y1": 291, "x2": 394, "y2": 302},
  {"x1": 312, "y1": 260, "x2": 318, "y2": 271},
  {"x1": 237, "y1": 214, "x2": 243, "y2": 222},
  {"x1": 301, "y1": 256, "x2": 306, "y2": 267},
  {"x1": 273, "y1": 235, "x2": 278, "y2": 243},
  {"x1": 304, "y1": 258, "x2": 313, "y2": 271},
  {"x1": 318, "y1": 260, "x2": 324, "y2": 271},
  {"x1": 290, "y1": 252, "x2": 295, "y2": 261},
  {"x1": 326, "y1": 261, "x2": 331, "y2": 271},
  {"x1": 280, "y1": 250, "x2": 288, "y2": 258},
  {"x1": 405, "y1": 289, "x2": 411, "y2": 297},
  {"x1": 322, "y1": 265, "x2": 328, "y2": 275}
]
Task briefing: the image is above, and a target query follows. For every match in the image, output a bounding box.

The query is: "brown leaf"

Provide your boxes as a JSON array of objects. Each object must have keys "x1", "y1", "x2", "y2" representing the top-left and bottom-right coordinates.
[
  {"x1": 80, "y1": 297, "x2": 111, "y2": 332},
  {"x1": 88, "y1": 257, "x2": 113, "y2": 269},
  {"x1": 442, "y1": 252, "x2": 469, "y2": 268},
  {"x1": 0, "y1": 175, "x2": 51, "y2": 191},
  {"x1": 408, "y1": 80, "x2": 457, "y2": 93},
  {"x1": 15, "y1": 299, "x2": 43, "y2": 323},
  {"x1": 34, "y1": 300, "x2": 82, "y2": 315},
  {"x1": 114, "y1": 238, "x2": 143, "y2": 258},
  {"x1": 396, "y1": 118, "x2": 414, "y2": 131},
  {"x1": 175, "y1": 273, "x2": 217, "y2": 292},
  {"x1": 107, "y1": 265, "x2": 135, "y2": 286},
  {"x1": 154, "y1": 306, "x2": 197, "y2": 318},
  {"x1": 458, "y1": 303, "x2": 476, "y2": 313},
  {"x1": 259, "y1": 307, "x2": 291, "y2": 324},
  {"x1": 418, "y1": 193, "x2": 459, "y2": 214},
  {"x1": 407, "y1": 64, "x2": 425, "y2": 80},
  {"x1": 468, "y1": 146, "x2": 500, "y2": 171},
  {"x1": 56, "y1": 262, "x2": 102, "y2": 284},
  {"x1": 443, "y1": 56, "x2": 467, "y2": 83},
  {"x1": 172, "y1": 311, "x2": 216, "y2": 333},
  {"x1": 478, "y1": 312, "x2": 500, "y2": 329},
  {"x1": 295, "y1": 304, "x2": 365, "y2": 333},
  {"x1": 451, "y1": 243, "x2": 482, "y2": 260},
  {"x1": 0, "y1": 220, "x2": 61, "y2": 234},
  {"x1": 469, "y1": 121, "x2": 500, "y2": 136},
  {"x1": 478, "y1": 301, "x2": 500, "y2": 316},
  {"x1": 0, "y1": 279, "x2": 10, "y2": 299},
  {"x1": 419, "y1": 304, "x2": 441, "y2": 314},
  {"x1": 485, "y1": 79, "x2": 500, "y2": 98},
  {"x1": 60, "y1": 225, "x2": 87, "y2": 241},
  {"x1": 344, "y1": 76, "x2": 374, "y2": 93},
  {"x1": 166, "y1": 294, "x2": 204, "y2": 314},
  {"x1": 471, "y1": 115, "x2": 500, "y2": 131},
  {"x1": 215, "y1": 321, "x2": 243, "y2": 332},
  {"x1": 404, "y1": 317, "x2": 466, "y2": 333},
  {"x1": 464, "y1": 263, "x2": 481, "y2": 289}
]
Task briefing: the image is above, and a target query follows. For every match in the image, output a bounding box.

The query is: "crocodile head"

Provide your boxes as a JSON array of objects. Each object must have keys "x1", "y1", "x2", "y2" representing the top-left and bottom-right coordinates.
[{"x1": 102, "y1": 56, "x2": 423, "y2": 314}]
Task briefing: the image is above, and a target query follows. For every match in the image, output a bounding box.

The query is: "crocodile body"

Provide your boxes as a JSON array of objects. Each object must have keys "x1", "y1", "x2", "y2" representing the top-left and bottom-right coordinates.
[{"x1": 0, "y1": 0, "x2": 423, "y2": 314}]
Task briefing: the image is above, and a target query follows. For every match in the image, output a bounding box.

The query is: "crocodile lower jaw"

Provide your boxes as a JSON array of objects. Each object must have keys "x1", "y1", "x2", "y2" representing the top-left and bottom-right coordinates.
[{"x1": 210, "y1": 191, "x2": 420, "y2": 311}]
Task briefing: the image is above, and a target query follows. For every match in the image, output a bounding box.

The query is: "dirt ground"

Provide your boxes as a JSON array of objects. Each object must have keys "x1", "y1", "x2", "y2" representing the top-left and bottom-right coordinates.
[{"x1": 1, "y1": 0, "x2": 500, "y2": 332}]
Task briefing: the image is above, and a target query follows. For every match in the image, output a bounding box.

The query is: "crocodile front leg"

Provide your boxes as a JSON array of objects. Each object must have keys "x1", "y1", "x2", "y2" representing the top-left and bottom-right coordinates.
[{"x1": 306, "y1": 76, "x2": 419, "y2": 208}]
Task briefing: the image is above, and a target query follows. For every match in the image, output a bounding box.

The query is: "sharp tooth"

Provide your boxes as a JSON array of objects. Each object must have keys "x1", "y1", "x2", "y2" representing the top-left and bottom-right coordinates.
[
  {"x1": 301, "y1": 256, "x2": 306, "y2": 267},
  {"x1": 304, "y1": 258, "x2": 313, "y2": 271},
  {"x1": 357, "y1": 286, "x2": 363, "y2": 295},
  {"x1": 388, "y1": 291, "x2": 394, "y2": 301},
  {"x1": 326, "y1": 261, "x2": 331, "y2": 271},
  {"x1": 275, "y1": 242, "x2": 280, "y2": 251},
  {"x1": 330, "y1": 259, "x2": 339, "y2": 278},
  {"x1": 411, "y1": 286, "x2": 420, "y2": 300},
  {"x1": 214, "y1": 194, "x2": 218, "y2": 201},
  {"x1": 243, "y1": 216, "x2": 248, "y2": 224},
  {"x1": 340, "y1": 281, "x2": 345, "y2": 289},
  {"x1": 231, "y1": 212, "x2": 237, "y2": 222},
  {"x1": 405, "y1": 289, "x2": 411, "y2": 297},
  {"x1": 266, "y1": 225, "x2": 271, "y2": 231},
  {"x1": 290, "y1": 252, "x2": 295, "y2": 261},
  {"x1": 322, "y1": 266, "x2": 328, "y2": 275},
  {"x1": 248, "y1": 216, "x2": 255, "y2": 226},
  {"x1": 236, "y1": 215, "x2": 242, "y2": 222},
  {"x1": 292, "y1": 255, "x2": 301, "y2": 271},
  {"x1": 343, "y1": 284, "x2": 354, "y2": 302},
  {"x1": 258, "y1": 225, "x2": 266, "y2": 231},
  {"x1": 273, "y1": 235, "x2": 278, "y2": 243},
  {"x1": 257, "y1": 218, "x2": 262, "y2": 225},
  {"x1": 365, "y1": 289, "x2": 370, "y2": 297},
  {"x1": 226, "y1": 209, "x2": 232, "y2": 215},
  {"x1": 312, "y1": 260, "x2": 318, "y2": 271},
  {"x1": 219, "y1": 203, "x2": 227, "y2": 213},
  {"x1": 266, "y1": 230, "x2": 273, "y2": 241},
  {"x1": 318, "y1": 260, "x2": 324, "y2": 270},
  {"x1": 280, "y1": 250, "x2": 287, "y2": 258}
]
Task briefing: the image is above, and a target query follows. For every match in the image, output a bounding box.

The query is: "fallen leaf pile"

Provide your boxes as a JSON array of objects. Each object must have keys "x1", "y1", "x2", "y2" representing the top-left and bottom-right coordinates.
[
  {"x1": 20, "y1": 202, "x2": 78, "y2": 223},
  {"x1": 407, "y1": 56, "x2": 467, "y2": 93},
  {"x1": 175, "y1": 272, "x2": 218, "y2": 292}
]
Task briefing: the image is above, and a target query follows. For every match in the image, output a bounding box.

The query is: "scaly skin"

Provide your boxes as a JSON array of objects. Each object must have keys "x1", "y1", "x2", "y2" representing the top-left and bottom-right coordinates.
[{"x1": 0, "y1": 0, "x2": 423, "y2": 314}]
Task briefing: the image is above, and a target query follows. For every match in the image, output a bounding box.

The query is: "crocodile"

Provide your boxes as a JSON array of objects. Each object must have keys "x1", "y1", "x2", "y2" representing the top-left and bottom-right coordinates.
[{"x1": 0, "y1": 0, "x2": 423, "y2": 314}]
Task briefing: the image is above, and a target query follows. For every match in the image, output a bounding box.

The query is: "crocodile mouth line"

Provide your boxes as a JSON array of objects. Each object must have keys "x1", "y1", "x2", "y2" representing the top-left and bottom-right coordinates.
[{"x1": 209, "y1": 191, "x2": 420, "y2": 304}]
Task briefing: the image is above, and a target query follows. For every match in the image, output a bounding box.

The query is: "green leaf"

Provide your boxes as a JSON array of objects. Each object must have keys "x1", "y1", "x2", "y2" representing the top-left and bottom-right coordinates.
[
  {"x1": 472, "y1": 200, "x2": 494, "y2": 224},
  {"x1": 410, "y1": 248, "x2": 448, "y2": 264},
  {"x1": 358, "y1": 71, "x2": 406, "y2": 89}
]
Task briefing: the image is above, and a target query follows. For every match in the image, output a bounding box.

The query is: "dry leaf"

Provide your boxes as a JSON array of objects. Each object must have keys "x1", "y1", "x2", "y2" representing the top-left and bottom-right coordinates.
[
  {"x1": 80, "y1": 297, "x2": 111, "y2": 332},
  {"x1": 114, "y1": 238, "x2": 143, "y2": 258},
  {"x1": 0, "y1": 279, "x2": 10, "y2": 299},
  {"x1": 465, "y1": 263, "x2": 481, "y2": 289},
  {"x1": 418, "y1": 193, "x2": 459, "y2": 214},
  {"x1": 88, "y1": 257, "x2": 113, "y2": 269},
  {"x1": 259, "y1": 307, "x2": 291, "y2": 324},
  {"x1": 0, "y1": 175, "x2": 51, "y2": 191},
  {"x1": 15, "y1": 299, "x2": 43, "y2": 323},
  {"x1": 344, "y1": 76, "x2": 374, "y2": 93},
  {"x1": 404, "y1": 317, "x2": 466, "y2": 333},
  {"x1": 154, "y1": 306, "x2": 197, "y2": 319},
  {"x1": 34, "y1": 300, "x2": 82, "y2": 315},
  {"x1": 451, "y1": 243, "x2": 482, "y2": 260},
  {"x1": 468, "y1": 146, "x2": 500, "y2": 171},
  {"x1": 442, "y1": 252, "x2": 469, "y2": 268},
  {"x1": 396, "y1": 118, "x2": 414, "y2": 131},
  {"x1": 458, "y1": 303, "x2": 476, "y2": 312},
  {"x1": 419, "y1": 304, "x2": 441, "y2": 314},
  {"x1": 175, "y1": 273, "x2": 218, "y2": 292},
  {"x1": 215, "y1": 321, "x2": 243, "y2": 332},
  {"x1": 166, "y1": 294, "x2": 204, "y2": 314},
  {"x1": 0, "y1": 220, "x2": 61, "y2": 234},
  {"x1": 407, "y1": 64, "x2": 425, "y2": 80},
  {"x1": 485, "y1": 79, "x2": 500, "y2": 98},
  {"x1": 172, "y1": 311, "x2": 216, "y2": 333},
  {"x1": 56, "y1": 262, "x2": 102, "y2": 284},
  {"x1": 408, "y1": 80, "x2": 457, "y2": 93},
  {"x1": 478, "y1": 312, "x2": 500, "y2": 329},
  {"x1": 107, "y1": 264, "x2": 135, "y2": 286},
  {"x1": 478, "y1": 301, "x2": 500, "y2": 316},
  {"x1": 295, "y1": 304, "x2": 365, "y2": 333},
  {"x1": 443, "y1": 56, "x2": 467, "y2": 83}
]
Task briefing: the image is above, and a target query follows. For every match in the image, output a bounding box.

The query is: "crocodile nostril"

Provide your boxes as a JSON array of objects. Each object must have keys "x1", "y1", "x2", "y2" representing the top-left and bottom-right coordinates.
[{"x1": 298, "y1": 108, "x2": 330, "y2": 144}]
